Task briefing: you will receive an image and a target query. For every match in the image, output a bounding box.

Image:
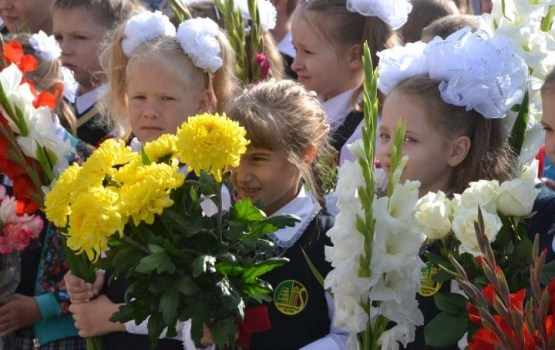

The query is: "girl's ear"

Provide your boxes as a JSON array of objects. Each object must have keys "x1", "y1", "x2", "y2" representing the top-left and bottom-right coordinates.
[
  {"x1": 302, "y1": 143, "x2": 317, "y2": 165},
  {"x1": 196, "y1": 89, "x2": 213, "y2": 113},
  {"x1": 347, "y1": 44, "x2": 363, "y2": 70},
  {"x1": 448, "y1": 136, "x2": 471, "y2": 167}
]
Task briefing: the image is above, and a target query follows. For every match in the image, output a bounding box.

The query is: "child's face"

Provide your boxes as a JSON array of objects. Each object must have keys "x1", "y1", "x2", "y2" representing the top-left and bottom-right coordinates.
[
  {"x1": 127, "y1": 57, "x2": 208, "y2": 143},
  {"x1": 378, "y1": 90, "x2": 457, "y2": 197},
  {"x1": 230, "y1": 146, "x2": 301, "y2": 215},
  {"x1": 291, "y1": 14, "x2": 359, "y2": 101},
  {"x1": 52, "y1": 8, "x2": 106, "y2": 93},
  {"x1": 0, "y1": 0, "x2": 53, "y2": 33},
  {"x1": 541, "y1": 92, "x2": 555, "y2": 164}
]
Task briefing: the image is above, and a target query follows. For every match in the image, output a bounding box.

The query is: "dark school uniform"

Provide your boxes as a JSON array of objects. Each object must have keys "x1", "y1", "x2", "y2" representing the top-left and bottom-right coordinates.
[{"x1": 237, "y1": 210, "x2": 337, "y2": 350}]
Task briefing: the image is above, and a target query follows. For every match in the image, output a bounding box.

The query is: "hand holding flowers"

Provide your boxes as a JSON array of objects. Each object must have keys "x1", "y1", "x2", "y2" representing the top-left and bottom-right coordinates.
[{"x1": 46, "y1": 113, "x2": 299, "y2": 349}]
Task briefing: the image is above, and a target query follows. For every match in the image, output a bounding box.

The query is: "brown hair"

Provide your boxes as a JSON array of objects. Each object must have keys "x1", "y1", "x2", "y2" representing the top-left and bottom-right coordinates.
[
  {"x1": 400, "y1": 0, "x2": 459, "y2": 43},
  {"x1": 101, "y1": 16, "x2": 238, "y2": 139},
  {"x1": 394, "y1": 75, "x2": 517, "y2": 194},
  {"x1": 4, "y1": 33, "x2": 77, "y2": 134},
  {"x1": 226, "y1": 79, "x2": 332, "y2": 205},
  {"x1": 52, "y1": 0, "x2": 145, "y2": 29},
  {"x1": 421, "y1": 14, "x2": 478, "y2": 41},
  {"x1": 541, "y1": 67, "x2": 555, "y2": 97},
  {"x1": 186, "y1": 0, "x2": 285, "y2": 80}
]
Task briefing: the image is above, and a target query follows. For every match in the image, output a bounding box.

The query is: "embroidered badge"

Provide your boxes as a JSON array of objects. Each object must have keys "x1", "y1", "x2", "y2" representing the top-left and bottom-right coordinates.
[
  {"x1": 419, "y1": 261, "x2": 442, "y2": 297},
  {"x1": 273, "y1": 280, "x2": 308, "y2": 315}
]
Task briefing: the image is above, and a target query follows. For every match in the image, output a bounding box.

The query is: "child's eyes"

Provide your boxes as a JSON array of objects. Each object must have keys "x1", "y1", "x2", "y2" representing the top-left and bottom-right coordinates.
[
  {"x1": 53, "y1": 35, "x2": 62, "y2": 42},
  {"x1": 543, "y1": 126, "x2": 553, "y2": 132},
  {"x1": 74, "y1": 35, "x2": 88, "y2": 40},
  {"x1": 161, "y1": 96, "x2": 176, "y2": 101},
  {"x1": 404, "y1": 136, "x2": 416, "y2": 143},
  {"x1": 378, "y1": 133, "x2": 390, "y2": 141},
  {"x1": 131, "y1": 95, "x2": 145, "y2": 100}
]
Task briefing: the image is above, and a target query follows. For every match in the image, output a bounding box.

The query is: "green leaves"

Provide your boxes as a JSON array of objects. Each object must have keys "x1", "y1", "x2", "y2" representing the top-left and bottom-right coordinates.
[
  {"x1": 100, "y1": 168, "x2": 296, "y2": 348},
  {"x1": 424, "y1": 293, "x2": 470, "y2": 348}
]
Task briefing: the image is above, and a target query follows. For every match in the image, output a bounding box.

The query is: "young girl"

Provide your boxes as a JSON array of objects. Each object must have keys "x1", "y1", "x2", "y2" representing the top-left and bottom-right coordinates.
[
  {"x1": 52, "y1": 0, "x2": 144, "y2": 146},
  {"x1": 375, "y1": 27, "x2": 555, "y2": 349},
  {"x1": 0, "y1": 0, "x2": 54, "y2": 34},
  {"x1": 290, "y1": 0, "x2": 405, "y2": 164},
  {"x1": 64, "y1": 11, "x2": 237, "y2": 350},
  {"x1": 185, "y1": 78, "x2": 347, "y2": 349}
]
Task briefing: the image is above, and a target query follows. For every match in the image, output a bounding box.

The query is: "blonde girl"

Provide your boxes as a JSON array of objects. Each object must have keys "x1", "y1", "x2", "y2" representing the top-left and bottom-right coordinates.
[
  {"x1": 291, "y1": 0, "x2": 405, "y2": 164},
  {"x1": 64, "y1": 11, "x2": 237, "y2": 350}
]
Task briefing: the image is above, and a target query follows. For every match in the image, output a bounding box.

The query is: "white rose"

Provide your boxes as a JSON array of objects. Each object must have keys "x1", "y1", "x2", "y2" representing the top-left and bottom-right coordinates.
[
  {"x1": 452, "y1": 208, "x2": 502, "y2": 256},
  {"x1": 496, "y1": 177, "x2": 539, "y2": 217},
  {"x1": 414, "y1": 191, "x2": 452, "y2": 240},
  {"x1": 457, "y1": 179, "x2": 500, "y2": 213}
]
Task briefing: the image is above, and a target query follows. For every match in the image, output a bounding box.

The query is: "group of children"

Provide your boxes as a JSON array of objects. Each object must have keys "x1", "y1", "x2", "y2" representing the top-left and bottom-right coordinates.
[{"x1": 0, "y1": 0, "x2": 554, "y2": 349}]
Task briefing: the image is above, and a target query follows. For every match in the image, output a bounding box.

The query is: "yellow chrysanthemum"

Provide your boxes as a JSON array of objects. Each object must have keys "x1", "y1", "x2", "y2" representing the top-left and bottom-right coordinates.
[
  {"x1": 66, "y1": 186, "x2": 124, "y2": 262},
  {"x1": 143, "y1": 134, "x2": 178, "y2": 163},
  {"x1": 176, "y1": 113, "x2": 249, "y2": 182},
  {"x1": 79, "y1": 139, "x2": 139, "y2": 189},
  {"x1": 117, "y1": 162, "x2": 185, "y2": 226},
  {"x1": 44, "y1": 163, "x2": 82, "y2": 227}
]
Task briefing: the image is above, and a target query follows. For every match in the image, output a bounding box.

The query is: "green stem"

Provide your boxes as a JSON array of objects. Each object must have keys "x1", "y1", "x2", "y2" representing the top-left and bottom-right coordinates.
[
  {"x1": 541, "y1": 5, "x2": 555, "y2": 32},
  {"x1": 216, "y1": 181, "x2": 223, "y2": 243}
]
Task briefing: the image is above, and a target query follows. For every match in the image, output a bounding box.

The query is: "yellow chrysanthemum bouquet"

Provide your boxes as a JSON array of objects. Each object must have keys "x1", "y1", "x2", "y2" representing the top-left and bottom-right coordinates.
[{"x1": 45, "y1": 113, "x2": 298, "y2": 349}]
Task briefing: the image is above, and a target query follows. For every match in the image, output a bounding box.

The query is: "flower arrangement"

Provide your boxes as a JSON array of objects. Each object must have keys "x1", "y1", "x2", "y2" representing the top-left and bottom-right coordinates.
[
  {"x1": 323, "y1": 43, "x2": 425, "y2": 350},
  {"x1": 414, "y1": 163, "x2": 546, "y2": 347},
  {"x1": 45, "y1": 113, "x2": 299, "y2": 349},
  {"x1": 449, "y1": 210, "x2": 555, "y2": 350},
  {"x1": 0, "y1": 40, "x2": 79, "y2": 214}
]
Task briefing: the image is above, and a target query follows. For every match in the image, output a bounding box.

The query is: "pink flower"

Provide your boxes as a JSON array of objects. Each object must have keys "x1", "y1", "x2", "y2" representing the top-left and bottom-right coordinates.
[
  {"x1": 4, "y1": 215, "x2": 43, "y2": 251},
  {"x1": 0, "y1": 196, "x2": 19, "y2": 223},
  {"x1": 255, "y1": 53, "x2": 270, "y2": 79}
]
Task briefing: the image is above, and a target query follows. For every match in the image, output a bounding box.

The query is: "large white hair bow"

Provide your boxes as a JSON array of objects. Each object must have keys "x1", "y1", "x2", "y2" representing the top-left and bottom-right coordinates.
[
  {"x1": 377, "y1": 27, "x2": 528, "y2": 119},
  {"x1": 346, "y1": 0, "x2": 412, "y2": 30},
  {"x1": 176, "y1": 17, "x2": 223, "y2": 73},
  {"x1": 121, "y1": 11, "x2": 176, "y2": 56}
]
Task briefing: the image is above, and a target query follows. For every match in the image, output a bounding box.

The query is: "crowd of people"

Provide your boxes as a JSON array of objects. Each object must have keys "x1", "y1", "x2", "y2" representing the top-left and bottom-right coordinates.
[{"x1": 0, "y1": 0, "x2": 553, "y2": 349}]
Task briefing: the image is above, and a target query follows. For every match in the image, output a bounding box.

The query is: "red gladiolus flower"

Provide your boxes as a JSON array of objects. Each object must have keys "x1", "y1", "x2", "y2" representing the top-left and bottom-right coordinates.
[
  {"x1": 2, "y1": 41, "x2": 37, "y2": 73},
  {"x1": 467, "y1": 303, "x2": 482, "y2": 325},
  {"x1": 468, "y1": 328, "x2": 498, "y2": 350},
  {"x1": 509, "y1": 289, "x2": 526, "y2": 314},
  {"x1": 482, "y1": 284, "x2": 497, "y2": 305}
]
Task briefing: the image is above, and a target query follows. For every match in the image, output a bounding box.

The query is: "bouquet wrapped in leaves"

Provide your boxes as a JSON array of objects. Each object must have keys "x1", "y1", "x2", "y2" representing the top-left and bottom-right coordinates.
[{"x1": 45, "y1": 113, "x2": 298, "y2": 349}]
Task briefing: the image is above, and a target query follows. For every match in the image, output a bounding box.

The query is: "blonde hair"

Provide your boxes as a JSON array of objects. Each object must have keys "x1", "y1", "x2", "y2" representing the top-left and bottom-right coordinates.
[
  {"x1": 394, "y1": 75, "x2": 516, "y2": 194},
  {"x1": 101, "y1": 19, "x2": 238, "y2": 139},
  {"x1": 186, "y1": 0, "x2": 285, "y2": 80},
  {"x1": 4, "y1": 33, "x2": 77, "y2": 134},
  {"x1": 226, "y1": 79, "x2": 332, "y2": 205}
]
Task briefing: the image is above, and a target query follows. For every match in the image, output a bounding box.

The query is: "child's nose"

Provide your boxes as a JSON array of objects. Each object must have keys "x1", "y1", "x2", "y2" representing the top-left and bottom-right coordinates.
[
  {"x1": 142, "y1": 101, "x2": 161, "y2": 119},
  {"x1": 291, "y1": 56, "x2": 303, "y2": 72}
]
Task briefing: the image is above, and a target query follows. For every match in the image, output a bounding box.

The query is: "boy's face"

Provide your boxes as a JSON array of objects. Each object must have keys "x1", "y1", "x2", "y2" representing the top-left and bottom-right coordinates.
[
  {"x1": 0, "y1": 0, "x2": 54, "y2": 33},
  {"x1": 52, "y1": 7, "x2": 106, "y2": 93}
]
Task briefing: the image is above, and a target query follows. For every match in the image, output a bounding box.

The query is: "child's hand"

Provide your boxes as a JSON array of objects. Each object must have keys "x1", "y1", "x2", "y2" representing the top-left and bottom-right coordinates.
[
  {"x1": 68, "y1": 294, "x2": 125, "y2": 337},
  {"x1": 64, "y1": 270, "x2": 105, "y2": 303},
  {"x1": 0, "y1": 294, "x2": 41, "y2": 336}
]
